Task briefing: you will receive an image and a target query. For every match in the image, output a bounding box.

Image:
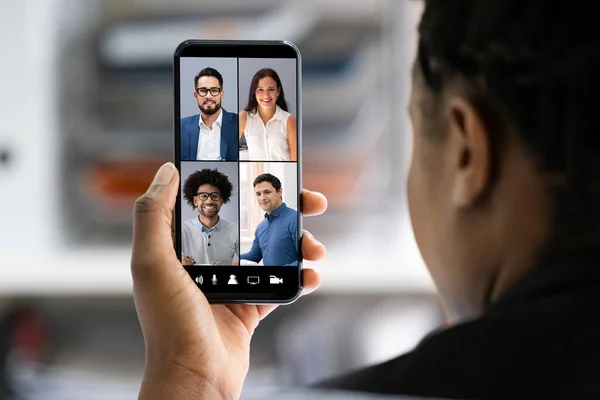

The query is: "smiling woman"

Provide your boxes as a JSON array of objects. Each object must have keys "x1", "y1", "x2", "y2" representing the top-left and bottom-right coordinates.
[{"x1": 239, "y1": 66, "x2": 298, "y2": 162}]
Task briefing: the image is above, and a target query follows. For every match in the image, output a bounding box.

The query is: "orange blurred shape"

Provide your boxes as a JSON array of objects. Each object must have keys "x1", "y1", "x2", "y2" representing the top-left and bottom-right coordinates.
[
  {"x1": 84, "y1": 157, "x2": 167, "y2": 209},
  {"x1": 303, "y1": 155, "x2": 368, "y2": 209}
]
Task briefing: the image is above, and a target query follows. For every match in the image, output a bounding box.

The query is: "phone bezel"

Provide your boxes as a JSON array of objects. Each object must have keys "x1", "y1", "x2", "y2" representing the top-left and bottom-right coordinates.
[{"x1": 173, "y1": 40, "x2": 303, "y2": 304}]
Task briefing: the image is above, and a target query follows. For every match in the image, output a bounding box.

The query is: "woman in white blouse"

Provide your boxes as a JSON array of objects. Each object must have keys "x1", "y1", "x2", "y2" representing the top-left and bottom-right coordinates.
[{"x1": 239, "y1": 68, "x2": 297, "y2": 161}]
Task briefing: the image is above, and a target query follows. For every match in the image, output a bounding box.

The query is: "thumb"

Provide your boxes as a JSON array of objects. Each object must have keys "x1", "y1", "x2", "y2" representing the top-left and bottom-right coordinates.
[{"x1": 131, "y1": 162, "x2": 180, "y2": 282}]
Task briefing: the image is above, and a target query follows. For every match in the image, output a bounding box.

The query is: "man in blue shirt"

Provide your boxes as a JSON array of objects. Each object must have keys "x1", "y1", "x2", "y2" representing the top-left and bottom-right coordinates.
[{"x1": 241, "y1": 173, "x2": 299, "y2": 266}]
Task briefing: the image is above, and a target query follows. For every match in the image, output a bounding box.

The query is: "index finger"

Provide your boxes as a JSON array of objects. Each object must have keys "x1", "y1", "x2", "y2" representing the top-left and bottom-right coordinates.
[{"x1": 301, "y1": 189, "x2": 327, "y2": 217}]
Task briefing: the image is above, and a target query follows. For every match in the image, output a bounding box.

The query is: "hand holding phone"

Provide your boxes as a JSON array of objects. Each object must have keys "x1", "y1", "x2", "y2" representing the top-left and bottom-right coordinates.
[
  {"x1": 131, "y1": 163, "x2": 326, "y2": 398},
  {"x1": 174, "y1": 40, "x2": 304, "y2": 303}
]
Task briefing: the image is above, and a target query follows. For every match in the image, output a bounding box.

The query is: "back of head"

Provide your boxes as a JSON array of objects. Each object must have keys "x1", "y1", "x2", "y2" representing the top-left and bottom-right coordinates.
[{"x1": 417, "y1": 0, "x2": 600, "y2": 254}]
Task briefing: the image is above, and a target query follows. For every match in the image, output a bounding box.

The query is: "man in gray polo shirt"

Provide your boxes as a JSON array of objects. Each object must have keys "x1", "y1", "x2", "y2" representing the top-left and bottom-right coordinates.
[{"x1": 181, "y1": 168, "x2": 239, "y2": 265}]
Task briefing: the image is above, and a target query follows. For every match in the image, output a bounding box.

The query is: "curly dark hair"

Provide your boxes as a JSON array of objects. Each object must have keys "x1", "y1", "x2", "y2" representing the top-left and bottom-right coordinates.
[
  {"x1": 182, "y1": 169, "x2": 233, "y2": 208},
  {"x1": 416, "y1": 0, "x2": 600, "y2": 254}
]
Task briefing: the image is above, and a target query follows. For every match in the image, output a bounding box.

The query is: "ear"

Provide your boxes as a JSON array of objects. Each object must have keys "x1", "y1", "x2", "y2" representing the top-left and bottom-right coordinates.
[
  {"x1": 193, "y1": 196, "x2": 198, "y2": 208},
  {"x1": 446, "y1": 97, "x2": 491, "y2": 208}
]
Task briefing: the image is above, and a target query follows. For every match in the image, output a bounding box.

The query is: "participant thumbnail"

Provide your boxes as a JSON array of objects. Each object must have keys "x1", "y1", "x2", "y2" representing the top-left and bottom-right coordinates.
[
  {"x1": 180, "y1": 58, "x2": 239, "y2": 161},
  {"x1": 238, "y1": 58, "x2": 297, "y2": 161},
  {"x1": 180, "y1": 162, "x2": 239, "y2": 265},
  {"x1": 239, "y1": 162, "x2": 298, "y2": 266}
]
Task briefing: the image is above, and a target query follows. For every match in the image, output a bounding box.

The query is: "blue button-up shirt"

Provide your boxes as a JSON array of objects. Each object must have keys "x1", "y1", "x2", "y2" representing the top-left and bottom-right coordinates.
[{"x1": 241, "y1": 202, "x2": 299, "y2": 266}]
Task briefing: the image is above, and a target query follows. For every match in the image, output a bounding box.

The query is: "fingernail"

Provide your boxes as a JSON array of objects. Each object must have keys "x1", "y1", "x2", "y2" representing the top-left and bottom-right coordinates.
[{"x1": 153, "y1": 162, "x2": 176, "y2": 185}]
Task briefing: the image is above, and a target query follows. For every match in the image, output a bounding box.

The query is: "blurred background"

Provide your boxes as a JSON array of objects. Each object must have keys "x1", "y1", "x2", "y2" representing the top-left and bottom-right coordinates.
[{"x1": 0, "y1": 0, "x2": 443, "y2": 398}]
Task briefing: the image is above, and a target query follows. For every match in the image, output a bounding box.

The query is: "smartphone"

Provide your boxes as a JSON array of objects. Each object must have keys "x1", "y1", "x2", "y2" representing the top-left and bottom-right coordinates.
[{"x1": 173, "y1": 40, "x2": 302, "y2": 304}]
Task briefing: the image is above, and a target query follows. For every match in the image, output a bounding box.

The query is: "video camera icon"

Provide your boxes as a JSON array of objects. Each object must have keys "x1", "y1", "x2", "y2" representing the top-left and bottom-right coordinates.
[{"x1": 269, "y1": 275, "x2": 283, "y2": 284}]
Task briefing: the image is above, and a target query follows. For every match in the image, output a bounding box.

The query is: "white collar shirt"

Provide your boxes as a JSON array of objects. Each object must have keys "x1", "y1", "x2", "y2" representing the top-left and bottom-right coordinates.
[
  {"x1": 244, "y1": 105, "x2": 292, "y2": 161},
  {"x1": 197, "y1": 108, "x2": 223, "y2": 160}
]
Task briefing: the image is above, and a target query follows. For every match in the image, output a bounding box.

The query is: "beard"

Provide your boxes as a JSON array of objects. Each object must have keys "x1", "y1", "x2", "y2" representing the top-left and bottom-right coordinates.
[
  {"x1": 199, "y1": 100, "x2": 222, "y2": 116},
  {"x1": 199, "y1": 205, "x2": 220, "y2": 218}
]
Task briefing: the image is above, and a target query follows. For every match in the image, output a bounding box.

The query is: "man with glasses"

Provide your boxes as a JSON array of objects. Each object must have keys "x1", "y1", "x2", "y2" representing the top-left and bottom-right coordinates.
[
  {"x1": 181, "y1": 168, "x2": 239, "y2": 266},
  {"x1": 181, "y1": 67, "x2": 239, "y2": 161}
]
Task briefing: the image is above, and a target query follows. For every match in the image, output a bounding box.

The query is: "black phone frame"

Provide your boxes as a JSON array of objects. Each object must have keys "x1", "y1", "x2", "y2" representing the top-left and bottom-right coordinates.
[{"x1": 174, "y1": 40, "x2": 303, "y2": 304}]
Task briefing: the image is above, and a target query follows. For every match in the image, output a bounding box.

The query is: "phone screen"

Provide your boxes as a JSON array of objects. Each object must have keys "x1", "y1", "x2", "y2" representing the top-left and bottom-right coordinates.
[{"x1": 174, "y1": 41, "x2": 302, "y2": 303}]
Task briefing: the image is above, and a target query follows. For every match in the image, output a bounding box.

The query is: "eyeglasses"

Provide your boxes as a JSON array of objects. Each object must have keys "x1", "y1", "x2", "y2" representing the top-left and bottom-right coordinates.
[
  {"x1": 196, "y1": 87, "x2": 222, "y2": 97},
  {"x1": 196, "y1": 192, "x2": 222, "y2": 201}
]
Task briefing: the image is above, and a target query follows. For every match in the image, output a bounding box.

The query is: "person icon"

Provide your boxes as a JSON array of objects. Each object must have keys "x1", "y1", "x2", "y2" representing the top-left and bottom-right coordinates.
[{"x1": 228, "y1": 275, "x2": 238, "y2": 285}]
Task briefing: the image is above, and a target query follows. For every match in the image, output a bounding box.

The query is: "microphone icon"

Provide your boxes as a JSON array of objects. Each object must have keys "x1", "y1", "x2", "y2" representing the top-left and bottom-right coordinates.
[{"x1": 212, "y1": 274, "x2": 217, "y2": 285}]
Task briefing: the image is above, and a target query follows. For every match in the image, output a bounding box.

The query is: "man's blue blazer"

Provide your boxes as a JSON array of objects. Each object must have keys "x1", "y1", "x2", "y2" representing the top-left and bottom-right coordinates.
[{"x1": 180, "y1": 109, "x2": 239, "y2": 161}]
